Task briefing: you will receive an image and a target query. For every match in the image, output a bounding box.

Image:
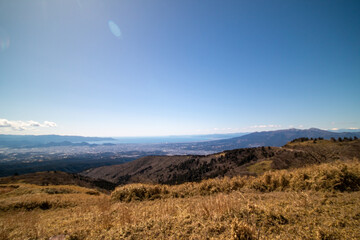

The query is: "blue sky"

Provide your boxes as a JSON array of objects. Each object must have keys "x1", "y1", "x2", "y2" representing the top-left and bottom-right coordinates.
[{"x1": 0, "y1": 0, "x2": 359, "y2": 136}]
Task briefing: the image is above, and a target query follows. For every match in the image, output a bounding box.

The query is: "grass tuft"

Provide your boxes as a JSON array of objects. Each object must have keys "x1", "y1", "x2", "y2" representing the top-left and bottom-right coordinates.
[{"x1": 231, "y1": 218, "x2": 256, "y2": 240}]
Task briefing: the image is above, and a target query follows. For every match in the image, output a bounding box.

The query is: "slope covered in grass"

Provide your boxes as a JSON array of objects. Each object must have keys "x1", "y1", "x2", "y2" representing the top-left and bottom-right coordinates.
[
  {"x1": 0, "y1": 171, "x2": 117, "y2": 193},
  {"x1": 82, "y1": 139, "x2": 360, "y2": 186},
  {"x1": 1, "y1": 160, "x2": 360, "y2": 239}
]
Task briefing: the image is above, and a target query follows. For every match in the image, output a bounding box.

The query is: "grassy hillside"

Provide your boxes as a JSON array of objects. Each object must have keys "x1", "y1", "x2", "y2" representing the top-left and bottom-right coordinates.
[
  {"x1": 0, "y1": 171, "x2": 117, "y2": 193},
  {"x1": 82, "y1": 139, "x2": 360, "y2": 185},
  {"x1": 1, "y1": 159, "x2": 360, "y2": 239}
]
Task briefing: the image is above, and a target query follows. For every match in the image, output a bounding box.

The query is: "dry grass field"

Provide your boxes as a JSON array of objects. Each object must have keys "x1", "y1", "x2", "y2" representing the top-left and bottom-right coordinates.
[{"x1": 1, "y1": 160, "x2": 360, "y2": 239}]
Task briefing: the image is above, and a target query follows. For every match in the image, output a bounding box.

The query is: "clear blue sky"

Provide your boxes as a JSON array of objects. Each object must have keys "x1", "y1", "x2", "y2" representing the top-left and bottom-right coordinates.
[{"x1": 0, "y1": 0, "x2": 359, "y2": 136}]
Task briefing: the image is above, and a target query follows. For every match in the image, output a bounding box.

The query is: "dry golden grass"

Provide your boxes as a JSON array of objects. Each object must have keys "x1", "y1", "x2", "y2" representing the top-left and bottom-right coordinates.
[
  {"x1": 247, "y1": 160, "x2": 272, "y2": 175},
  {"x1": 111, "y1": 159, "x2": 360, "y2": 201},
  {"x1": 250, "y1": 159, "x2": 360, "y2": 192},
  {"x1": 1, "y1": 160, "x2": 360, "y2": 239}
]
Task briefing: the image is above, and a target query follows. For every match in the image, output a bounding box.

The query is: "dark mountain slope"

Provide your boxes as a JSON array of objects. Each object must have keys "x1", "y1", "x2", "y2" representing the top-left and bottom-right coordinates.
[
  {"x1": 82, "y1": 139, "x2": 360, "y2": 185},
  {"x1": 0, "y1": 171, "x2": 117, "y2": 192}
]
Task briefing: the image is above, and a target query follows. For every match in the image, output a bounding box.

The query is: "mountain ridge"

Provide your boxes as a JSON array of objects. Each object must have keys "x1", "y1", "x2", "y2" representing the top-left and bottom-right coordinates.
[
  {"x1": 178, "y1": 128, "x2": 360, "y2": 151},
  {"x1": 0, "y1": 134, "x2": 115, "y2": 148},
  {"x1": 82, "y1": 138, "x2": 360, "y2": 185}
]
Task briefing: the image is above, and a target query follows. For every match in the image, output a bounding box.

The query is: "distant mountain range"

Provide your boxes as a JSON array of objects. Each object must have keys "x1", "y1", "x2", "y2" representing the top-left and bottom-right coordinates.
[
  {"x1": 1, "y1": 128, "x2": 359, "y2": 150},
  {"x1": 0, "y1": 134, "x2": 114, "y2": 148},
  {"x1": 176, "y1": 128, "x2": 360, "y2": 152},
  {"x1": 0, "y1": 133, "x2": 249, "y2": 147}
]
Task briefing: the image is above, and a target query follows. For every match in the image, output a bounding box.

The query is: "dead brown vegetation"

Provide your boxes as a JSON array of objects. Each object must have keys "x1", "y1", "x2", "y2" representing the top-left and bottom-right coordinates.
[
  {"x1": 111, "y1": 160, "x2": 360, "y2": 202},
  {"x1": 1, "y1": 160, "x2": 359, "y2": 239}
]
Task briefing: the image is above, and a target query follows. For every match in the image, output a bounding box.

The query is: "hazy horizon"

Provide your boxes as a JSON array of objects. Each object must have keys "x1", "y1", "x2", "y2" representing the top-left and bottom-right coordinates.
[
  {"x1": 1, "y1": 1, "x2": 359, "y2": 137},
  {"x1": 1, "y1": 127, "x2": 360, "y2": 138}
]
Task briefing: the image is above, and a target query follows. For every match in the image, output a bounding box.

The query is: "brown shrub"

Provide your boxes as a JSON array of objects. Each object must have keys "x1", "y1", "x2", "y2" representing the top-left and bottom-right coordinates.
[
  {"x1": 231, "y1": 218, "x2": 256, "y2": 240},
  {"x1": 111, "y1": 184, "x2": 169, "y2": 202}
]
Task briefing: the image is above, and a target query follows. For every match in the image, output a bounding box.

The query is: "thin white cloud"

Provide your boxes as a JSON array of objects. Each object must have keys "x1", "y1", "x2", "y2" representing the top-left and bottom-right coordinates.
[
  {"x1": 0, "y1": 119, "x2": 57, "y2": 131},
  {"x1": 199, "y1": 125, "x2": 283, "y2": 134},
  {"x1": 0, "y1": 119, "x2": 11, "y2": 128},
  {"x1": 43, "y1": 121, "x2": 57, "y2": 127},
  {"x1": 28, "y1": 120, "x2": 41, "y2": 127},
  {"x1": 249, "y1": 124, "x2": 281, "y2": 129}
]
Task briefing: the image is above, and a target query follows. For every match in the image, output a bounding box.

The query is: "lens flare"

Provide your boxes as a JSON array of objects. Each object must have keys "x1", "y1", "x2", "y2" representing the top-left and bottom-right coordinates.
[
  {"x1": 0, "y1": 28, "x2": 10, "y2": 52},
  {"x1": 108, "y1": 20, "x2": 121, "y2": 38}
]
